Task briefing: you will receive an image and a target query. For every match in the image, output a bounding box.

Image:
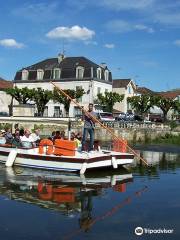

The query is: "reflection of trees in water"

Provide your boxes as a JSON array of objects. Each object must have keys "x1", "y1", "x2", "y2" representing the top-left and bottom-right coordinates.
[
  {"x1": 133, "y1": 151, "x2": 180, "y2": 177},
  {"x1": 159, "y1": 152, "x2": 180, "y2": 172}
]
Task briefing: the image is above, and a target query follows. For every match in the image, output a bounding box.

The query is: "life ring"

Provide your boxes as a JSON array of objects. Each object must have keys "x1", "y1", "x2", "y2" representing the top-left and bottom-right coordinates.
[{"x1": 39, "y1": 139, "x2": 54, "y2": 155}]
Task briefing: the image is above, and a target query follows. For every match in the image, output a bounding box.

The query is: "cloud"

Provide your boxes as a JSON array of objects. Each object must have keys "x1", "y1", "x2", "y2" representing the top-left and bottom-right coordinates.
[
  {"x1": 104, "y1": 43, "x2": 115, "y2": 48},
  {"x1": 173, "y1": 40, "x2": 180, "y2": 47},
  {"x1": 101, "y1": 0, "x2": 155, "y2": 11},
  {"x1": 134, "y1": 24, "x2": 154, "y2": 33},
  {"x1": 106, "y1": 20, "x2": 154, "y2": 33},
  {"x1": 154, "y1": 12, "x2": 180, "y2": 26},
  {"x1": 0, "y1": 39, "x2": 25, "y2": 48},
  {"x1": 46, "y1": 25, "x2": 95, "y2": 41}
]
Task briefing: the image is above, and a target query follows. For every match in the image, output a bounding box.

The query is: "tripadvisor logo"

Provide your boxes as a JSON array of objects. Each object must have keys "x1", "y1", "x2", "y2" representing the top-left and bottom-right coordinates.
[
  {"x1": 135, "y1": 227, "x2": 143, "y2": 236},
  {"x1": 135, "y1": 227, "x2": 174, "y2": 235}
]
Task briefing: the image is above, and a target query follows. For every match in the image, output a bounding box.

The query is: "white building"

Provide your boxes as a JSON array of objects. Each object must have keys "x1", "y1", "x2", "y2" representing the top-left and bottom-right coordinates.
[
  {"x1": 0, "y1": 78, "x2": 13, "y2": 115},
  {"x1": 13, "y1": 55, "x2": 112, "y2": 117},
  {"x1": 112, "y1": 79, "x2": 136, "y2": 113}
]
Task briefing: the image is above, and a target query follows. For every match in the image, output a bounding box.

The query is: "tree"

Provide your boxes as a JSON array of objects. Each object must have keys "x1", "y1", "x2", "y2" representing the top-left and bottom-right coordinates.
[
  {"x1": 154, "y1": 95, "x2": 179, "y2": 121},
  {"x1": 53, "y1": 88, "x2": 85, "y2": 116},
  {"x1": 5, "y1": 87, "x2": 33, "y2": 104},
  {"x1": 32, "y1": 88, "x2": 53, "y2": 117},
  {"x1": 127, "y1": 95, "x2": 154, "y2": 116},
  {"x1": 173, "y1": 100, "x2": 180, "y2": 114},
  {"x1": 97, "y1": 92, "x2": 124, "y2": 112}
]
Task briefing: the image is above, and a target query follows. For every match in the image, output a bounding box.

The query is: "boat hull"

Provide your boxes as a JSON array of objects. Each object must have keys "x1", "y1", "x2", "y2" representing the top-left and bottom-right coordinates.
[{"x1": 0, "y1": 146, "x2": 134, "y2": 173}]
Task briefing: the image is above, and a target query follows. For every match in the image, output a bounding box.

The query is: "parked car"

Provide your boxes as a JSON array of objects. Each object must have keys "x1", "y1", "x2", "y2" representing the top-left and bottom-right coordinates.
[
  {"x1": 116, "y1": 112, "x2": 126, "y2": 120},
  {"x1": 125, "y1": 113, "x2": 134, "y2": 121},
  {"x1": 0, "y1": 112, "x2": 9, "y2": 117},
  {"x1": 149, "y1": 114, "x2": 164, "y2": 122},
  {"x1": 134, "y1": 115, "x2": 143, "y2": 121},
  {"x1": 98, "y1": 112, "x2": 115, "y2": 122}
]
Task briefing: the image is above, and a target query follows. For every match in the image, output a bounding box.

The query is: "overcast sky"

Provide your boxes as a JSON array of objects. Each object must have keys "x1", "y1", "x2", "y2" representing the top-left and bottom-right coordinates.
[{"x1": 0, "y1": 0, "x2": 180, "y2": 91}]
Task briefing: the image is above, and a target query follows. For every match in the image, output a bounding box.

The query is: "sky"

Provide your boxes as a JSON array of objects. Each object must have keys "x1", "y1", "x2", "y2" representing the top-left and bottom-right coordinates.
[{"x1": 0, "y1": 0, "x2": 180, "y2": 91}]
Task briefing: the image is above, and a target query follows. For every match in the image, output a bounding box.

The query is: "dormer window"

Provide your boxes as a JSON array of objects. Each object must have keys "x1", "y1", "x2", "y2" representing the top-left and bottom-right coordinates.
[
  {"x1": 105, "y1": 70, "x2": 109, "y2": 81},
  {"x1": 22, "y1": 69, "x2": 28, "y2": 80},
  {"x1": 97, "y1": 68, "x2": 101, "y2": 79},
  {"x1": 76, "y1": 66, "x2": 84, "y2": 79},
  {"x1": 53, "y1": 68, "x2": 61, "y2": 79},
  {"x1": 37, "y1": 69, "x2": 44, "y2": 80}
]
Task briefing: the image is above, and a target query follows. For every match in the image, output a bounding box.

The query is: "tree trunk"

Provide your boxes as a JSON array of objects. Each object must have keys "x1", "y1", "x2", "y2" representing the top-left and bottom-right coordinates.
[{"x1": 162, "y1": 110, "x2": 168, "y2": 122}]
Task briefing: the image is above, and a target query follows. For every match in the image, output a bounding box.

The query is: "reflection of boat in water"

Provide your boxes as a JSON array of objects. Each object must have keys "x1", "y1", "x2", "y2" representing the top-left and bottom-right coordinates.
[
  {"x1": 0, "y1": 144, "x2": 134, "y2": 174},
  {"x1": 0, "y1": 165, "x2": 133, "y2": 214}
]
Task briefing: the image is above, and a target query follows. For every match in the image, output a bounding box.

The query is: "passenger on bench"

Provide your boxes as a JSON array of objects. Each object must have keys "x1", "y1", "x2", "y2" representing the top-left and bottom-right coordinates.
[{"x1": 20, "y1": 129, "x2": 35, "y2": 148}]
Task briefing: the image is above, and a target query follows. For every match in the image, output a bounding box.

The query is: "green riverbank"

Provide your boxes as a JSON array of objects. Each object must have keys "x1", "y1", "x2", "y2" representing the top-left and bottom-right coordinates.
[{"x1": 144, "y1": 133, "x2": 180, "y2": 145}]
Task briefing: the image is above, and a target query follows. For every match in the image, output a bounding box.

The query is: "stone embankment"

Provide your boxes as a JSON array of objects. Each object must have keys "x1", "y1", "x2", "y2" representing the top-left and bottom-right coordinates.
[{"x1": 0, "y1": 117, "x2": 179, "y2": 142}]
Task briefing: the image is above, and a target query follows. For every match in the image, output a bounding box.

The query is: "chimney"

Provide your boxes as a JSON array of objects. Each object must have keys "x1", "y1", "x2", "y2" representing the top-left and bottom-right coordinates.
[
  {"x1": 100, "y1": 62, "x2": 107, "y2": 69},
  {"x1": 58, "y1": 53, "x2": 65, "y2": 63}
]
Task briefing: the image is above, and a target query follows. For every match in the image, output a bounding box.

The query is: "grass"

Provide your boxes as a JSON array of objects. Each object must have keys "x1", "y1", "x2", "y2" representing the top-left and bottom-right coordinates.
[{"x1": 152, "y1": 133, "x2": 180, "y2": 145}]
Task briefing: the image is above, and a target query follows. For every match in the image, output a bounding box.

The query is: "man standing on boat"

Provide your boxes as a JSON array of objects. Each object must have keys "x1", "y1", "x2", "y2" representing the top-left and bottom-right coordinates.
[{"x1": 82, "y1": 103, "x2": 97, "y2": 152}]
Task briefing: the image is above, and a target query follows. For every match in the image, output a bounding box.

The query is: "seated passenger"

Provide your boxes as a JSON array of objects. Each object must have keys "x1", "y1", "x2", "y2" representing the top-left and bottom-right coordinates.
[
  {"x1": 19, "y1": 128, "x2": 24, "y2": 137},
  {"x1": 53, "y1": 131, "x2": 61, "y2": 142},
  {"x1": 5, "y1": 128, "x2": 13, "y2": 144},
  {"x1": 60, "y1": 130, "x2": 66, "y2": 139},
  {"x1": 76, "y1": 132, "x2": 82, "y2": 141},
  {"x1": 12, "y1": 129, "x2": 21, "y2": 147},
  {"x1": 71, "y1": 132, "x2": 81, "y2": 149},
  {"x1": 20, "y1": 129, "x2": 35, "y2": 148},
  {"x1": 49, "y1": 131, "x2": 56, "y2": 141},
  {"x1": 31, "y1": 129, "x2": 41, "y2": 146},
  {"x1": 0, "y1": 130, "x2": 6, "y2": 144}
]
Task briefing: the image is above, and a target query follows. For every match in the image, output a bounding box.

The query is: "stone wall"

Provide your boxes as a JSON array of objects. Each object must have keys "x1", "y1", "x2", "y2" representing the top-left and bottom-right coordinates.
[{"x1": 0, "y1": 117, "x2": 179, "y2": 142}]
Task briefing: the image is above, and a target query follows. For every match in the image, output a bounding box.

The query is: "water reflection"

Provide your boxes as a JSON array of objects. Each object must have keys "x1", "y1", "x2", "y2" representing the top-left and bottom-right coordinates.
[
  {"x1": 129, "y1": 151, "x2": 180, "y2": 182},
  {"x1": 0, "y1": 166, "x2": 133, "y2": 221},
  {"x1": 0, "y1": 149, "x2": 179, "y2": 239}
]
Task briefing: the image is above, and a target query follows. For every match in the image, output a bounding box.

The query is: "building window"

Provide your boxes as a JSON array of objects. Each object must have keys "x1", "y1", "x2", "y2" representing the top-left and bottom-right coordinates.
[
  {"x1": 105, "y1": 88, "x2": 108, "y2": 93},
  {"x1": 53, "y1": 68, "x2": 61, "y2": 79},
  {"x1": 97, "y1": 68, "x2": 101, "y2": 79},
  {"x1": 74, "y1": 106, "x2": 82, "y2": 117},
  {"x1": 22, "y1": 70, "x2": 29, "y2": 80},
  {"x1": 76, "y1": 86, "x2": 83, "y2": 102},
  {"x1": 105, "y1": 70, "x2": 109, "y2": 81},
  {"x1": 97, "y1": 87, "x2": 101, "y2": 94},
  {"x1": 54, "y1": 106, "x2": 61, "y2": 117},
  {"x1": 76, "y1": 66, "x2": 84, "y2": 79},
  {"x1": 37, "y1": 69, "x2": 44, "y2": 80}
]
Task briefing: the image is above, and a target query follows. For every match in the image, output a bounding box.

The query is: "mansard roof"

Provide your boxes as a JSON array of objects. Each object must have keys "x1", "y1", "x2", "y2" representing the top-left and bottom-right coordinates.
[{"x1": 14, "y1": 56, "x2": 112, "y2": 83}]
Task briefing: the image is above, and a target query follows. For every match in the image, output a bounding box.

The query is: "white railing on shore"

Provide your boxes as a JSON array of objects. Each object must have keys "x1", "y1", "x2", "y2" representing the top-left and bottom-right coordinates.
[
  {"x1": 95, "y1": 121, "x2": 171, "y2": 130},
  {"x1": 0, "y1": 116, "x2": 171, "y2": 130}
]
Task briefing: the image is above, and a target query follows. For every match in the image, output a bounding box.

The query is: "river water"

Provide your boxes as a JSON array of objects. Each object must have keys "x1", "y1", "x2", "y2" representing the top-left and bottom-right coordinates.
[{"x1": 0, "y1": 145, "x2": 179, "y2": 240}]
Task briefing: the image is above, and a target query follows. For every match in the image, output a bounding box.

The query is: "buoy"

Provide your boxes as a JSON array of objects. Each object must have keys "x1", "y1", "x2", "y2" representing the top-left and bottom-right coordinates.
[{"x1": 6, "y1": 149, "x2": 17, "y2": 167}]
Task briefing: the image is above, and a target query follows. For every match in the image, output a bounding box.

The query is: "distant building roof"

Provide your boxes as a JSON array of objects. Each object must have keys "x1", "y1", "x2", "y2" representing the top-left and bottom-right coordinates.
[
  {"x1": 113, "y1": 79, "x2": 132, "y2": 88},
  {"x1": 157, "y1": 90, "x2": 180, "y2": 100},
  {"x1": 136, "y1": 87, "x2": 154, "y2": 95},
  {"x1": 0, "y1": 77, "x2": 13, "y2": 90}
]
